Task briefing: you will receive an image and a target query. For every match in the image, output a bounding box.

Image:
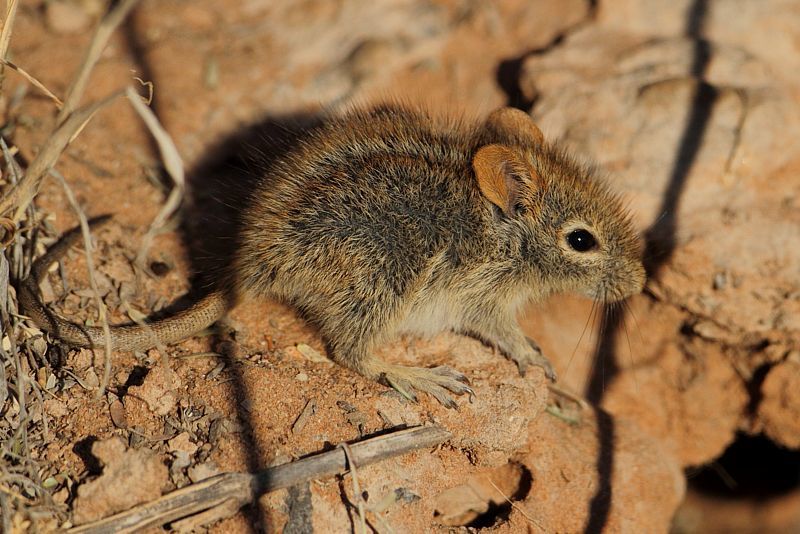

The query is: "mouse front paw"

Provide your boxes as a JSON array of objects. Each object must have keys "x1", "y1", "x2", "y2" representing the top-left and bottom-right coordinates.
[
  {"x1": 511, "y1": 338, "x2": 557, "y2": 382},
  {"x1": 381, "y1": 364, "x2": 474, "y2": 409}
]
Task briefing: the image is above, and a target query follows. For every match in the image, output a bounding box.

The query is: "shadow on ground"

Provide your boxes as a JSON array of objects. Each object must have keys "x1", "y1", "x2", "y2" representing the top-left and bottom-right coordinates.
[{"x1": 582, "y1": 0, "x2": 713, "y2": 532}]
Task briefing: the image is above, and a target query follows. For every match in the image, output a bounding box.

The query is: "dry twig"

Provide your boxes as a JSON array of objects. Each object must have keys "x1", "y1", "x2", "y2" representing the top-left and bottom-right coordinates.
[
  {"x1": 0, "y1": 89, "x2": 125, "y2": 221},
  {"x1": 0, "y1": 59, "x2": 62, "y2": 108},
  {"x1": 124, "y1": 86, "x2": 185, "y2": 273},
  {"x1": 0, "y1": 0, "x2": 19, "y2": 91},
  {"x1": 340, "y1": 442, "x2": 367, "y2": 534},
  {"x1": 68, "y1": 426, "x2": 451, "y2": 533},
  {"x1": 50, "y1": 169, "x2": 113, "y2": 398},
  {"x1": 56, "y1": 0, "x2": 140, "y2": 124}
]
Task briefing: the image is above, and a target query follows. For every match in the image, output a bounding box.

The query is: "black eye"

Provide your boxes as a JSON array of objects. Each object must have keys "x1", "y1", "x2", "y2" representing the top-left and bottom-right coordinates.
[{"x1": 567, "y1": 229, "x2": 597, "y2": 252}]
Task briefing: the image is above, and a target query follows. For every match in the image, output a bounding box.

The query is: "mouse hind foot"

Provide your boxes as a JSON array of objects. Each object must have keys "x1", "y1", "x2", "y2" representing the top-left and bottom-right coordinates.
[{"x1": 362, "y1": 358, "x2": 473, "y2": 409}]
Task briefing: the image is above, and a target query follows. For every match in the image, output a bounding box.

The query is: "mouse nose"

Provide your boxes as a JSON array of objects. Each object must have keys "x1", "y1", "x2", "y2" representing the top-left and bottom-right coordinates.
[
  {"x1": 602, "y1": 260, "x2": 646, "y2": 302},
  {"x1": 621, "y1": 262, "x2": 646, "y2": 299}
]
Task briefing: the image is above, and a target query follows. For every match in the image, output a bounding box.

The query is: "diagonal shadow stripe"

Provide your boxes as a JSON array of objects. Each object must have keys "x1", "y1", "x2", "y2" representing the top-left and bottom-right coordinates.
[{"x1": 584, "y1": 1, "x2": 712, "y2": 532}]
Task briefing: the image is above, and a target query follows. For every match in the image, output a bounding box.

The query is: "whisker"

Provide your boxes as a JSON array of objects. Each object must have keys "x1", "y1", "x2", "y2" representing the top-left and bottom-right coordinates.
[
  {"x1": 580, "y1": 299, "x2": 601, "y2": 397},
  {"x1": 598, "y1": 301, "x2": 619, "y2": 396},
  {"x1": 565, "y1": 298, "x2": 596, "y2": 379},
  {"x1": 600, "y1": 304, "x2": 609, "y2": 396},
  {"x1": 647, "y1": 209, "x2": 670, "y2": 228},
  {"x1": 621, "y1": 300, "x2": 639, "y2": 395},
  {"x1": 625, "y1": 297, "x2": 646, "y2": 348}
]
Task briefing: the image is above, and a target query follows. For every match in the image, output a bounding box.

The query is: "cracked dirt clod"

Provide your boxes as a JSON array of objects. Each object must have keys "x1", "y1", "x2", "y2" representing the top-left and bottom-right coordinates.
[
  {"x1": 758, "y1": 359, "x2": 800, "y2": 449},
  {"x1": 432, "y1": 461, "x2": 528, "y2": 526},
  {"x1": 126, "y1": 359, "x2": 182, "y2": 417},
  {"x1": 72, "y1": 438, "x2": 169, "y2": 525}
]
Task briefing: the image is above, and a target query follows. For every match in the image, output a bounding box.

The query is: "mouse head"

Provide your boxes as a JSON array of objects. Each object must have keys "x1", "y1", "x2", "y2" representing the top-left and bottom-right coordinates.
[{"x1": 473, "y1": 108, "x2": 645, "y2": 302}]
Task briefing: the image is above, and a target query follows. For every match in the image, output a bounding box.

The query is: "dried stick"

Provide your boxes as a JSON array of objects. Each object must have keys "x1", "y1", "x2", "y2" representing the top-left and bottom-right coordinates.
[
  {"x1": 0, "y1": 0, "x2": 139, "y2": 220},
  {"x1": 0, "y1": 59, "x2": 63, "y2": 108},
  {"x1": 50, "y1": 169, "x2": 113, "y2": 398},
  {"x1": 340, "y1": 442, "x2": 367, "y2": 534},
  {"x1": 0, "y1": 89, "x2": 124, "y2": 221},
  {"x1": 0, "y1": 0, "x2": 19, "y2": 91},
  {"x1": 68, "y1": 425, "x2": 451, "y2": 534},
  {"x1": 124, "y1": 87, "x2": 185, "y2": 271},
  {"x1": 56, "y1": 0, "x2": 140, "y2": 124}
]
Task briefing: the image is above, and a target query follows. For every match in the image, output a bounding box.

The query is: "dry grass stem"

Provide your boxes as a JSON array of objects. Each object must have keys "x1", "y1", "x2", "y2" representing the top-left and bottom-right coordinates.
[
  {"x1": 56, "y1": 0, "x2": 140, "y2": 124},
  {"x1": 50, "y1": 169, "x2": 113, "y2": 399},
  {"x1": 339, "y1": 442, "x2": 368, "y2": 534},
  {"x1": 367, "y1": 508, "x2": 397, "y2": 534},
  {"x1": 0, "y1": 59, "x2": 63, "y2": 108},
  {"x1": 133, "y1": 76, "x2": 154, "y2": 104},
  {"x1": 0, "y1": 89, "x2": 125, "y2": 221},
  {"x1": 27, "y1": 370, "x2": 48, "y2": 440},
  {"x1": 484, "y1": 476, "x2": 545, "y2": 531},
  {"x1": 0, "y1": 0, "x2": 19, "y2": 89},
  {"x1": 0, "y1": 215, "x2": 14, "y2": 246},
  {"x1": 124, "y1": 86, "x2": 186, "y2": 271}
]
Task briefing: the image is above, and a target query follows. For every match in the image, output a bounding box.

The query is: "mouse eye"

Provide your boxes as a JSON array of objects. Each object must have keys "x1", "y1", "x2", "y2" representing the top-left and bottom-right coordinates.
[
  {"x1": 567, "y1": 229, "x2": 597, "y2": 252},
  {"x1": 514, "y1": 203, "x2": 527, "y2": 216}
]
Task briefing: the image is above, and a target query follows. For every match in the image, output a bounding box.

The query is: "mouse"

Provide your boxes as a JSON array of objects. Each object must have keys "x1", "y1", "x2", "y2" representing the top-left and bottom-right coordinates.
[{"x1": 18, "y1": 104, "x2": 646, "y2": 408}]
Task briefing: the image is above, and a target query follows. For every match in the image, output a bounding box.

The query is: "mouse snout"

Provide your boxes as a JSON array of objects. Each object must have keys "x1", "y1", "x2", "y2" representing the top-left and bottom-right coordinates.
[{"x1": 605, "y1": 260, "x2": 646, "y2": 302}]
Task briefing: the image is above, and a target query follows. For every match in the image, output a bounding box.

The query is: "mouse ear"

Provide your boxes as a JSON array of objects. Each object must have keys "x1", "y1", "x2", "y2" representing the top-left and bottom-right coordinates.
[
  {"x1": 484, "y1": 107, "x2": 544, "y2": 145},
  {"x1": 473, "y1": 144, "x2": 535, "y2": 217}
]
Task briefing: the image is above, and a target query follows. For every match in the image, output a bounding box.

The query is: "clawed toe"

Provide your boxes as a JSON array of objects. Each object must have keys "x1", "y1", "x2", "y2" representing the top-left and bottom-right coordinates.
[
  {"x1": 382, "y1": 364, "x2": 473, "y2": 409},
  {"x1": 543, "y1": 364, "x2": 557, "y2": 382},
  {"x1": 516, "y1": 357, "x2": 557, "y2": 382},
  {"x1": 384, "y1": 374, "x2": 419, "y2": 403},
  {"x1": 513, "y1": 343, "x2": 557, "y2": 382}
]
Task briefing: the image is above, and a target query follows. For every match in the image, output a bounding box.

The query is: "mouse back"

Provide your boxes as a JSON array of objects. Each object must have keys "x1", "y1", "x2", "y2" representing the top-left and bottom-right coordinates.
[{"x1": 236, "y1": 104, "x2": 644, "y2": 311}]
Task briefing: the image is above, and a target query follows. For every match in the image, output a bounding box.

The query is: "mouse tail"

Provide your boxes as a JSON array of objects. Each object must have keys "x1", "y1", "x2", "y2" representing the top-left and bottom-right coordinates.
[{"x1": 17, "y1": 216, "x2": 230, "y2": 352}]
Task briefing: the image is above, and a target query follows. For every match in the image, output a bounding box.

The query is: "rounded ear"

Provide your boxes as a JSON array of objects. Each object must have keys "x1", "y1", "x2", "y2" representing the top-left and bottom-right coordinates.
[
  {"x1": 473, "y1": 144, "x2": 536, "y2": 217},
  {"x1": 484, "y1": 107, "x2": 544, "y2": 145}
]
